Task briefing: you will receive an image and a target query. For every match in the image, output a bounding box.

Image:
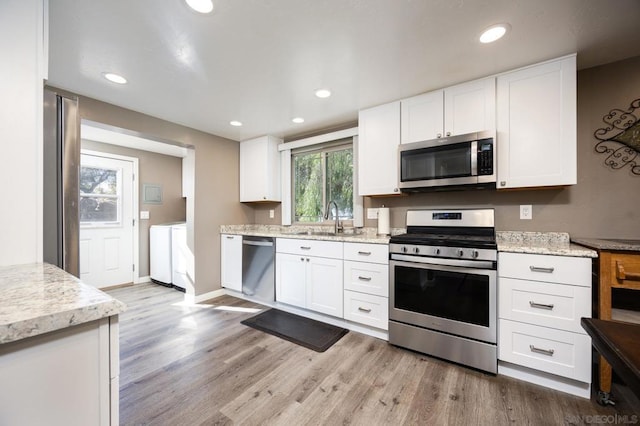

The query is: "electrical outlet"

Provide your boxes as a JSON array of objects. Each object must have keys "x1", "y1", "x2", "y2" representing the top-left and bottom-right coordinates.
[
  {"x1": 140, "y1": 211, "x2": 150, "y2": 220},
  {"x1": 520, "y1": 205, "x2": 532, "y2": 220},
  {"x1": 367, "y1": 208, "x2": 379, "y2": 220},
  {"x1": 269, "y1": 209, "x2": 275, "y2": 219}
]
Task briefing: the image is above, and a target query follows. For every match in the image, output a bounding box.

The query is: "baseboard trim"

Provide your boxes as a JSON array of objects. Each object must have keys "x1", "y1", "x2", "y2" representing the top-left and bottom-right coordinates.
[
  {"x1": 498, "y1": 360, "x2": 591, "y2": 399},
  {"x1": 184, "y1": 288, "x2": 226, "y2": 304},
  {"x1": 135, "y1": 275, "x2": 151, "y2": 284}
]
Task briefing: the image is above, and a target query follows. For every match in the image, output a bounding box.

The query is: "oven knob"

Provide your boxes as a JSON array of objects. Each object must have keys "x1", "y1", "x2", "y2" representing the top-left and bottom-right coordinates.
[
  {"x1": 457, "y1": 249, "x2": 464, "y2": 257},
  {"x1": 472, "y1": 250, "x2": 479, "y2": 258},
  {"x1": 413, "y1": 247, "x2": 420, "y2": 254},
  {"x1": 401, "y1": 246, "x2": 408, "y2": 253},
  {"x1": 434, "y1": 248, "x2": 440, "y2": 255}
]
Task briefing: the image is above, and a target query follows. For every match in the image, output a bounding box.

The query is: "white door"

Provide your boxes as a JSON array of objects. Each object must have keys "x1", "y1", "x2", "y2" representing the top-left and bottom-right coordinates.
[
  {"x1": 306, "y1": 256, "x2": 343, "y2": 317},
  {"x1": 275, "y1": 252, "x2": 307, "y2": 308},
  {"x1": 79, "y1": 154, "x2": 134, "y2": 288}
]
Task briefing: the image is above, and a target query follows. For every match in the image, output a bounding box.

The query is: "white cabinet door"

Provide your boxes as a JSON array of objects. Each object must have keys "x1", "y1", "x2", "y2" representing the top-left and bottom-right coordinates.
[
  {"x1": 401, "y1": 90, "x2": 444, "y2": 143},
  {"x1": 275, "y1": 252, "x2": 307, "y2": 308},
  {"x1": 444, "y1": 78, "x2": 495, "y2": 136},
  {"x1": 496, "y1": 55, "x2": 576, "y2": 189},
  {"x1": 220, "y1": 234, "x2": 242, "y2": 291},
  {"x1": 240, "y1": 135, "x2": 282, "y2": 202},
  {"x1": 357, "y1": 101, "x2": 401, "y2": 196},
  {"x1": 306, "y1": 256, "x2": 343, "y2": 317}
]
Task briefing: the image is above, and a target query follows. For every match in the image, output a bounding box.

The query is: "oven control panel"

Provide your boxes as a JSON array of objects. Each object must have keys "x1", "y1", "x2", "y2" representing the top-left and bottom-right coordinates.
[{"x1": 389, "y1": 243, "x2": 497, "y2": 262}]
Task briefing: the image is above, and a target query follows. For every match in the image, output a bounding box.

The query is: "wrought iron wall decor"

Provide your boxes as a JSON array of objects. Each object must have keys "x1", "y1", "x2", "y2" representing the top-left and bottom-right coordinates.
[{"x1": 594, "y1": 98, "x2": 640, "y2": 175}]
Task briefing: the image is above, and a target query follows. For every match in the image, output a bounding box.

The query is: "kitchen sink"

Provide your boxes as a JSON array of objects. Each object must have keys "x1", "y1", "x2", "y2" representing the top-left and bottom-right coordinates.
[{"x1": 293, "y1": 231, "x2": 337, "y2": 236}]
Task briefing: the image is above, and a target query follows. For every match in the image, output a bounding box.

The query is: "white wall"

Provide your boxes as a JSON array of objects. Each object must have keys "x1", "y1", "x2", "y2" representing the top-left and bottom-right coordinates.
[{"x1": 0, "y1": 0, "x2": 45, "y2": 266}]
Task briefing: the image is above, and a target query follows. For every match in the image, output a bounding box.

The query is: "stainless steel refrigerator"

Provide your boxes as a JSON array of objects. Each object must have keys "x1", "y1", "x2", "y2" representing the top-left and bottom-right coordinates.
[{"x1": 43, "y1": 89, "x2": 80, "y2": 277}]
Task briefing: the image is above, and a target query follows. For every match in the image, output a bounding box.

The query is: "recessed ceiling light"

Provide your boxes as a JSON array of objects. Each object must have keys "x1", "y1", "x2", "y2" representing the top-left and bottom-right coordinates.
[
  {"x1": 185, "y1": 0, "x2": 214, "y2": 14},
  {"x1": 230, "y1": 120, "x2": 242, "y2": 127},
  {"x1": 315, "y1": 89, "x2": 331, "y2": 98},
  {"x1": 479, "y1": 23, "x2": 510, "y2": 44},
  {"x1": 292, "y1": 117, "x2": 305, "y2": 124},
  {"x1": 102, "y1": 72, "x2": 127, "y2": 84}
]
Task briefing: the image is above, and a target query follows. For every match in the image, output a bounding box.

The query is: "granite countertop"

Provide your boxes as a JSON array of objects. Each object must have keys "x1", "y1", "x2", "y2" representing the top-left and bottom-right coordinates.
[
  {"x1": 497, "y1": 231, "x2": 598, "y2": 258},
  {"x1": 0, "y1": 263, "x2": 126, "y2": 344},
  {"x1": 571, "y1": 238, "x2": 640, "y2": 252},
  {"x1": 220, "y1": 225, "x2": 399, "y2": 244}
]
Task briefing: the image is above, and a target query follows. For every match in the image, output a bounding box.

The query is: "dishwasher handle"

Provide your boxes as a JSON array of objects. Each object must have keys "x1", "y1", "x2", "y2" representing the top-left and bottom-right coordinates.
[{"x1": 242, "y1": 238, "x2": 274, "y2": 247}]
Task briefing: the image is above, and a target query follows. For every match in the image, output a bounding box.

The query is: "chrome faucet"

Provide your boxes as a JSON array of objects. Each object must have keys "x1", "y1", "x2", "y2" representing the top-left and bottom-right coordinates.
[{"x1": 324, "y1": 200, "x2": 343, "y2": 234}]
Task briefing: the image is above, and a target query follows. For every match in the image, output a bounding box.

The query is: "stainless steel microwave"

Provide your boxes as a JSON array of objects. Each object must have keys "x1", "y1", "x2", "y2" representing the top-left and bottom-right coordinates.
[{"x1": 398, "y1": 130, "x2": 496, "y2": 191}]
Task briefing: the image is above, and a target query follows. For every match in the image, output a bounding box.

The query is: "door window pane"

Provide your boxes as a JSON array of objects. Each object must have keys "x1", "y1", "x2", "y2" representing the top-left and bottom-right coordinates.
[{"x1": 80, "y1": 166, "x2": 120, "y2": 223}]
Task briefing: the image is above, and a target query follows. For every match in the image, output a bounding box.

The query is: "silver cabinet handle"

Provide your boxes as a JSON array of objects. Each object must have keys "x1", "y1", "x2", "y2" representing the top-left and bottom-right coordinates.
[
  {"x1": 358, "y1": 276, "x2": 372, "y2": 281},
  {"x1": 437, "y1": 133, "x2": 442, "y2": 138},
  {"x1": 529, "y1": 345, "x2": 555, "y2": 356},
  {"x1": 393, "y1": 188, "x2": 399, "y2": 192},
  {"x1": 529, "y1": 301, "x2": 554, "y2": 310},
  {"x1": 358, "y1": 307, "x2": 372, "y2": 313},
  {"x1": 529, "y1": 266, "x2": 555, "y2": 273},
  {"x1": 226, "y1": 236, "x2": 234, "y2": 239},
  {"x1": 300, "y1": 246, "x2": 311, "y2": 250},
  {"x1": 446, "y1": 131, "x2": 451, "y2": 137},
  {"x1": 358, "y1": 251, "x2": 371, "y2": 256}
]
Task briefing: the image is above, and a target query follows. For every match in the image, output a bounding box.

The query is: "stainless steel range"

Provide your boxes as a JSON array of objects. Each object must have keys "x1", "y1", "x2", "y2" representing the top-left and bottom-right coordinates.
[{"x1": 388, "y1": 208, "x2": 497, "y2": 374}]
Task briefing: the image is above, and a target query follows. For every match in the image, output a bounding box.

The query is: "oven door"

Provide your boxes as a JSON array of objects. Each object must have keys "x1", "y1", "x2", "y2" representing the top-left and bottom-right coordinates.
[{"x1": 389, "y1": 257, "x2": 496, "y2": 343}]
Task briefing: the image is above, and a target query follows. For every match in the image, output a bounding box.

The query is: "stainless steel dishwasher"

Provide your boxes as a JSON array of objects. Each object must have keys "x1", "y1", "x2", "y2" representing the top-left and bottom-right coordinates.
[{"x1": 241, "y1": 236, "x2": 275, "y2": 302}]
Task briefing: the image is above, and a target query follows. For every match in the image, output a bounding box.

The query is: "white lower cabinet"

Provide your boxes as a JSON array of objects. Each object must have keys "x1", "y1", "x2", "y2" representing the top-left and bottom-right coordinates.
[
  {"x1": 497, "y1": 252, "x2": 592, "y2": 398},
  {"x1": 221, "y1": 234, "x2": 242, "y2": 292},
  {"x1": 343, "y1": 242, "x2": 389, "y2": 330},
  {"x1": 0, "y1": 317, "x2": 119, "y2": 426},
  {"x1": 275, "y1": 238, "x2": 343, "y2": 318}
]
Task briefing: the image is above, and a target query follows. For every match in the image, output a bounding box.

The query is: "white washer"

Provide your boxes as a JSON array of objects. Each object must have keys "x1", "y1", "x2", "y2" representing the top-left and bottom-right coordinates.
[
  {"x1": 171, "y1": 223, "x2": 188, "y2": 291},
  {"x1": 150, "y1": 224, "x2": 173, "y2": 285}
]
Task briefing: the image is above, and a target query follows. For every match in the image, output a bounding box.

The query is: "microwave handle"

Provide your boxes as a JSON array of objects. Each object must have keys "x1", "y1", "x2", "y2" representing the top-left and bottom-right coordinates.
[{"x1": 470, "y1": 140, "x2": 478, "y2": 176}]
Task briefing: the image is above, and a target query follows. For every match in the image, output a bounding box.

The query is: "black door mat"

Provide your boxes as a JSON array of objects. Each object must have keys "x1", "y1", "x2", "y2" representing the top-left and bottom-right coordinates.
[{"x1": 241, "y1": 308, "x2": 348, "y2": 352}]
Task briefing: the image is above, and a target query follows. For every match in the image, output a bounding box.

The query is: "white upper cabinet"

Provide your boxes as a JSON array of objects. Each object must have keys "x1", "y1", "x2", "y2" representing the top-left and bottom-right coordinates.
[
  {"x1": 496, "y1": 55, "x2": 577, "y2": 189},
  {"x1": 239, "y1": 135, "x2": 282, "y2": 202},
  {"x1": 444, "y1": 78, "x2": 496, "y2": 137},
  {"x1": 400, "y1": 90, "x2": 444, "y2": 143},
  {"x1": 401, "y1": 77, "x2": 496, "y2": 144},
  {"x1": 357, "y1": 101, "x2": 401, "y2": 196}
]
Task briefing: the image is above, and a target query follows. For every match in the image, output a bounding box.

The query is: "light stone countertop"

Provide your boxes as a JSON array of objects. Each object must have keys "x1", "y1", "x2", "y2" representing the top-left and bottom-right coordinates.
[
  {"x1": 0, "y1": 263, "x2": 126, "y2": 344},
  {"x1": 220, "y1": 225, "x2": 400, "y2": 245},
  {"x1": 497, "y1": 231, "x2": 598, "y2": 258}
]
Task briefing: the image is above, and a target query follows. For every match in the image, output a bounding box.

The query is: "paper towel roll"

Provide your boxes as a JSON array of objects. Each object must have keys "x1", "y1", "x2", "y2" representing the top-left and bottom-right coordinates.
[{"x1": 377, "y1": 207, "x2": 390, "y2": 235}]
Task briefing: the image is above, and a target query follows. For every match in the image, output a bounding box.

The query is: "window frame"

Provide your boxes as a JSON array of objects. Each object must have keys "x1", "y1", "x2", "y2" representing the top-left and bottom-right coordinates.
[
  {"x1": 291, "y1": 139, "x2": 354, "y2": 225},
  {"x1": 79, "y1": 165, "x2": 123, "y2": 228}
]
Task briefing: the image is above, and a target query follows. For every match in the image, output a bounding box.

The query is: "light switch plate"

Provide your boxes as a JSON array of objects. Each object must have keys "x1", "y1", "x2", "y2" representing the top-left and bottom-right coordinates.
[
  {"x1": 367, "y1": 208, "x2": 379, "y2": 220},
  {"x1": 520, "y1": 205, "x2": 532, "y2": 220},
  {"x1": 140, "y1": 211, "x2": 150, "y2": 220},
  {"x1": 269, "y1": 209, "x2": 275, "y2": 219}
]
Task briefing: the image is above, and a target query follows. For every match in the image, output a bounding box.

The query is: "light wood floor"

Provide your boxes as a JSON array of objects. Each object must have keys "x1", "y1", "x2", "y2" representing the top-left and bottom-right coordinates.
[{"x1": 107, "y1": 283, "x2": 638, "y2": 425}]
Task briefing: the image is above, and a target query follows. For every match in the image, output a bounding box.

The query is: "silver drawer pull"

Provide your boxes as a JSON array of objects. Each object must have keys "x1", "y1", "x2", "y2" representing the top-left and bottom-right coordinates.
[
  {"x1": 529, "y1": 345, "x2": 555, "y2": 356},
  {"x1": 226, "y1": 236, "x2": 235, "y2": 239},
  {"x1": 358, "y1": 251, "x2": 372, "y2": 256},
  {"x1": 529, "y1": 266, "x2": 555, "y2": 273},
  {"x1": 358, "y1": 307, "x2": 372, "y2": 313},
  {"x1": 300, "y1": 246, "x2": 311, "y2": 250},
  {"x1": 358, "y1": 276, "x2": 372, "y2": 281},
  {"x1": 529, "y1": 301, "x2": 554, "y2": 310}
]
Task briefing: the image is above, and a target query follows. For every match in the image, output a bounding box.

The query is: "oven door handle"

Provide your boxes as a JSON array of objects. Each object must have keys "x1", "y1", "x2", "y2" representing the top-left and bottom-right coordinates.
[{"x1": 390, "y1": 253, "x2": 496, "y2": 270}]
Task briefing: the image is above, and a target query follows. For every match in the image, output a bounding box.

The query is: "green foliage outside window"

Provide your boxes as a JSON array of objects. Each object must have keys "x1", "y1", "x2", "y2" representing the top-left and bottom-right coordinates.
[{"x1": 293, "y1": 144, "x2": 353, "y2": 223}]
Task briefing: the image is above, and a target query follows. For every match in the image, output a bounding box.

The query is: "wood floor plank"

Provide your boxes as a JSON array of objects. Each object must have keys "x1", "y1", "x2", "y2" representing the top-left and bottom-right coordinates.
[{"x1": 107, "y1": 283, "x2": 638, "y2": 425}]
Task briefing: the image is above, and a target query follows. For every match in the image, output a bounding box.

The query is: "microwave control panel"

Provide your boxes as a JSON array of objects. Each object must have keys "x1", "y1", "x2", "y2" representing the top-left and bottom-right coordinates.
[{"x1": 477, "y1": 139, "x2": 494, "y2": 175}]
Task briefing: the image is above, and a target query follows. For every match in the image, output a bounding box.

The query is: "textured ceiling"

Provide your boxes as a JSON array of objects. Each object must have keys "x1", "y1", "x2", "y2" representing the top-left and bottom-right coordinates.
[{"x1": 48, "y1": 0, "x2": 640, "y2": 142}]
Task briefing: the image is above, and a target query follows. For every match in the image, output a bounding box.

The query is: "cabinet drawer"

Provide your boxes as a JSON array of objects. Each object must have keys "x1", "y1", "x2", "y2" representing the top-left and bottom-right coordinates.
[
  {"x1": 499, "y1": 278, "x2": 590, "y2": 333},
  {"x1": 498, "y1": 319, "x2": 591, "y2": 382},
  {"x1": 608, "y1": 252, "x2": 640, "y2": 289},
  {"x1": 343, "y1": 243, "x2": 389, "y2": 264},
  {"x1": 499, "y1": 252, "x2": 591, "y2": 287},
  {"x1": 343, "y1": 290, "x2": 388, "y2": 330},
  {"x1": 276, "y1": 238, "x2": 343, "y2": 259},
  {"x1": 343, "y1": 261, "x2": 388, "y2": 297}
]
